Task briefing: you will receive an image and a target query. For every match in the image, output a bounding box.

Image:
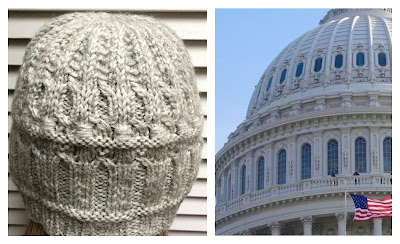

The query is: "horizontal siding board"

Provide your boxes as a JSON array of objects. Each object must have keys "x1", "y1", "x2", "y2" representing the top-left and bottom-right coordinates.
[
  {"x1": 168, "y1": 230, "x2": 206, "y2": 236},
  {"x1": 8, "y1": 209, "x2": 29, "y2": 225},
  {"x1": 8, "y1": 11, "x2": 207, "y2": 40},
  {"x1": 8, "y1": 39, "x2": 207, "y2": 67},
  {"x1": 170, "y1": 215, "x2": 207, "y2": 232},
  {"x1": 8, "y1": 225, "x2": 27, "y2": 236}
]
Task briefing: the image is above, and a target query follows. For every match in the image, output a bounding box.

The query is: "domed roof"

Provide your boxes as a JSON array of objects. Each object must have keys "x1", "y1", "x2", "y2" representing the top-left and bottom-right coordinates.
[{"x1": 246, "y1": 8, "x2": 392, "y2": 119}]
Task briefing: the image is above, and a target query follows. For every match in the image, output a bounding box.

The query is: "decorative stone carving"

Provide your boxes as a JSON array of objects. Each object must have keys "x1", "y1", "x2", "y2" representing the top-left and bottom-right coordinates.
[
  {"x1": 292, "y1": 78, "x2": 301, "y2": 90},
  {"x1": 369, "y1": 94, "x2": 379, "y2": 108},
  {"x1": 343, "y1": 151, "x2": 349, "y2": 167},
  {"x1": 314, "y1": 98, "x2": 326, "y2": 111},
  {"x1": 269, "y1": 222, "x2": 282, "y2": 232},
  {"x1": 267, "y1": 110, "x2": 280, "y2": 123},
  {"x1": 372, "y1": 150, "x2": 378, "y2": 166},
  {"x1": 341, "y1": 95, "x2": 352, "y2": 108},
  {"x1": 301, "y1": 216, "x2": 314, "y2": 226},
  {"x1": 276, "y1": 84, "x2": 284, "y2": 96},
  {"x1": 289, "y1": 103, "x2": 302, "y2": 117},
  {"x1": 289, "y1": 160, "x2": 294, "y2": 175},
  {"x1": 314, "y1": 155, "x2": 320, "y2": 170},
  {"x1": 335, "y1": 212, "x2": 346, "y2": 221}
]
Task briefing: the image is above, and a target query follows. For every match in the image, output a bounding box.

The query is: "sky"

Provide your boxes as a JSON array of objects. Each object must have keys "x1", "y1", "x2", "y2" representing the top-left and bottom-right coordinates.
[{"x1": 215, "y1": 8, "x2": 329, "y2": 153}]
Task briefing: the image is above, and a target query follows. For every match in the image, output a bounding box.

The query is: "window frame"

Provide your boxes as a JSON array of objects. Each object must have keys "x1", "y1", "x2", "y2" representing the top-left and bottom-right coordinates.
[
  {"x1": 240, "y1": 165, "x2": 246, "y2": 195},
  {"x1": 354, "y1": 137, "x2": 367, "y2": 173},
  {"x1": 295, "y1": 62, "x2": 304, "y2": 78},
  {"x1": 327, "y1": 139, "x2": 339, "y2": 176},
  {"x1": 277, "y1": 149, "x2": 287, "y2": 185},
  {"x1": 257, "y1": 157, "x2": 265, "y2": 190},
  {"x1": 383, "y1": 137, "x2": 392, "y2": 173},
  {"x1": 301, "y1": 143, "x2": 312, "y2": 180},
  {"x1": 279, "y1": 69, "x2": 287, "y2": 84}
]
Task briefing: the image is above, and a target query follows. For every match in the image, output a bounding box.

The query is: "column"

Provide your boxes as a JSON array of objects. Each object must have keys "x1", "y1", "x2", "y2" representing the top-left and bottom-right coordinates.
[
  {"x1": 301, "y1": 216, "x2": 313, "y2": 235},
  {"x1": 269, "y1": 222, "x2": 282, "y2": 235},
  {"x1": 336, "y1": 212, "x2": 346, "y2": 235},
  {"x1": 373, "y1": 218, "x2": 382, "y2": 235}
]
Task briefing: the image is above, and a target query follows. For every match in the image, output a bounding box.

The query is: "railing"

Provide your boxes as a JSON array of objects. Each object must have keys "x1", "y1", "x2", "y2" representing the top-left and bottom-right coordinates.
[{"x1": 216, "y1": 174, "x2": 392, "y2": 218}]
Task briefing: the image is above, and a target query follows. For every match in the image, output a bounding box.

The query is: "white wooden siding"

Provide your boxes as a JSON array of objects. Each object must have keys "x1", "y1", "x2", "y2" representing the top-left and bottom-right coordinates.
[{"x1": 8, "y1": 8, "x2": 207, "y2": 236}]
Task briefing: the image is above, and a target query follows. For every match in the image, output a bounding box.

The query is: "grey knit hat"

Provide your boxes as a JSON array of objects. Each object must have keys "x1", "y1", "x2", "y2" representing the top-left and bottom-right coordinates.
[{"x1": 9, "y1": 12, "x2": 202, "y2": 236}]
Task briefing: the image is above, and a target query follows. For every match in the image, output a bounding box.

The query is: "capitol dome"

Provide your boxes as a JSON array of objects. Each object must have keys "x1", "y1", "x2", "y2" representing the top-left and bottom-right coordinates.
[{"x1": 216, "y1": 9, "x2": 392, "y2": 236}]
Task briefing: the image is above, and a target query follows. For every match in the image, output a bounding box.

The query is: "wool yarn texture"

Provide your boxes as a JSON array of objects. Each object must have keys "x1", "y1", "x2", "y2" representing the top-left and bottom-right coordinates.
[{"x1": 9, "y1": 12, "x2": 203, "y2": 236}]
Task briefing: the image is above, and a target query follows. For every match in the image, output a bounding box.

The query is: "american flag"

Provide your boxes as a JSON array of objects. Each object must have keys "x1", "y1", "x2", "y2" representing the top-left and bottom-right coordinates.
[{"x1": 350, "y1": 194, "x2": 392, "y2": 221}]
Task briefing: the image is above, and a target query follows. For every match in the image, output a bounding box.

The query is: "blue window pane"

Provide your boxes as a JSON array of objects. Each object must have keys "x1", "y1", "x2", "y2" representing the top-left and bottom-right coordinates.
[
  {"x1": 278, "y1": 150, "x2": 286, "y2": 185},
  {"x1": 335, "y1": 54, "x2": 343, "y2": 69},
  {"x1": 227, "y1": 174, "x2": 232, "y2": 201},
  {"x1": 327, "y1": 139, "x2": 339, "y2": 175},
  {"x1": 257, "y1": 157, "x2": 265, "y2": 190},
  {"x1": 383, "y1": 137, "x2": 392, "y2": 173},
  {"x1": 256, "y1": 85, "x2": 261, "y2": 100},
  {"x1": 241, "y1": 166, "x2": 246, "y2": 195},
  {"x1": 266, "y1": 77, "x2": 273, "y2": 91},
  {"x1": 355, "y1": 138, "x2": 367, "y2": 173},
  {"x1": 301, "y1": 144, "x2": 312, "y2": 179},
  {"x1": 378, "y1": 52, "x2": 387, "y2": 66},
  {"x1": 356, "y1": 52, "x2": 365, "y2": 66},
  {"x1": 314, "y1": 58, "x2": 323, "y2": 72},
  {"x1": 280, "y1": 69, "x2": 287, "y2": 84},
  {"x1": 295, "y1": 63, "x2": 304, "y2": 77}
]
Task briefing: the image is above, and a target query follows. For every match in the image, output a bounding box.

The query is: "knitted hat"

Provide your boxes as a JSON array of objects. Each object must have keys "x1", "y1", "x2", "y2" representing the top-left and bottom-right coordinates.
[{"x1": 9, "y1": 12, "x2": 202, "y2": 236}]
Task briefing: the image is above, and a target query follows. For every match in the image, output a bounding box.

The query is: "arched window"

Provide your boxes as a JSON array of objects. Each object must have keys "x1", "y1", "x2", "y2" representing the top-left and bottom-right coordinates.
[
  {"x1": 314, "y1": 58, "x2": 323, "y2": 72},
  {"x1": 257, "y1": 157, "x2": 265, "y2": 190},
  {"x1": 295, "y1": 62, "x2": 304, "y2": 77},
  {"x1": 280, "y1": 69, "x2": 287, "y2": 84},
  {"x1": 356, "y1": 52, "x2": 365, "y2": 66},
  {"x1": 334, "y1": 54, "x2": 343, "y2": 69},
  {"x1": 301, "y1": 143, "x2": 312, "y2": 179},
  {"x1": 355, "y1": 137, "x2": 367, "y2": 173},
  {"x1": 266, "y1": 76, "x2": 273, "y2": 91},
  {"x1": 227, "y1": 174, "x2": 232, "y2": 201},
  {"x1": 383, "y1": 137, "x2": 392, "y2": 173},
  {"x1": 378, "y1": 52, "x2": 387, "y2": 66},
  {"x1": 241, "y1": 166, "x2": 246, "y2": 195},
  {"x1": 278, "y1": 150, "x2": 286, "y2": 185},
  {"x1": 327, "y1": 139, "x2": 339, "y2": 176}
]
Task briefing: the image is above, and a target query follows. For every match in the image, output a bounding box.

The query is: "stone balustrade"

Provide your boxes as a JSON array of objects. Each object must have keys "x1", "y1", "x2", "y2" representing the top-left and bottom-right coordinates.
[{"x1": 216, "y1": 174, "x2": 391, "y2": 219}]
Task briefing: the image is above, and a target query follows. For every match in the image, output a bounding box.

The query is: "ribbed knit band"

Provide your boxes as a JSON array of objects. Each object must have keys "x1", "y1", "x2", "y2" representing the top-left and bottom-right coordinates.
[{"x1": 9, "y1": 12, "x2": 202, "y2": 235}]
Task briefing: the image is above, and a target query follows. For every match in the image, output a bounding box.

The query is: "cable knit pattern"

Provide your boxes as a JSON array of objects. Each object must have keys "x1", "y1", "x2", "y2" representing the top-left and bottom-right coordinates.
[{"x1": 9, "y1": 12, "x2": 202, "y2": 236}]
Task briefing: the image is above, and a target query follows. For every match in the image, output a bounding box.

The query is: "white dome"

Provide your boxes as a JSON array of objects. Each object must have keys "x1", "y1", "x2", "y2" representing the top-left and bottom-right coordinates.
[{"x1": 246, "y1": 8, "x2": 392, "y2": 119}]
